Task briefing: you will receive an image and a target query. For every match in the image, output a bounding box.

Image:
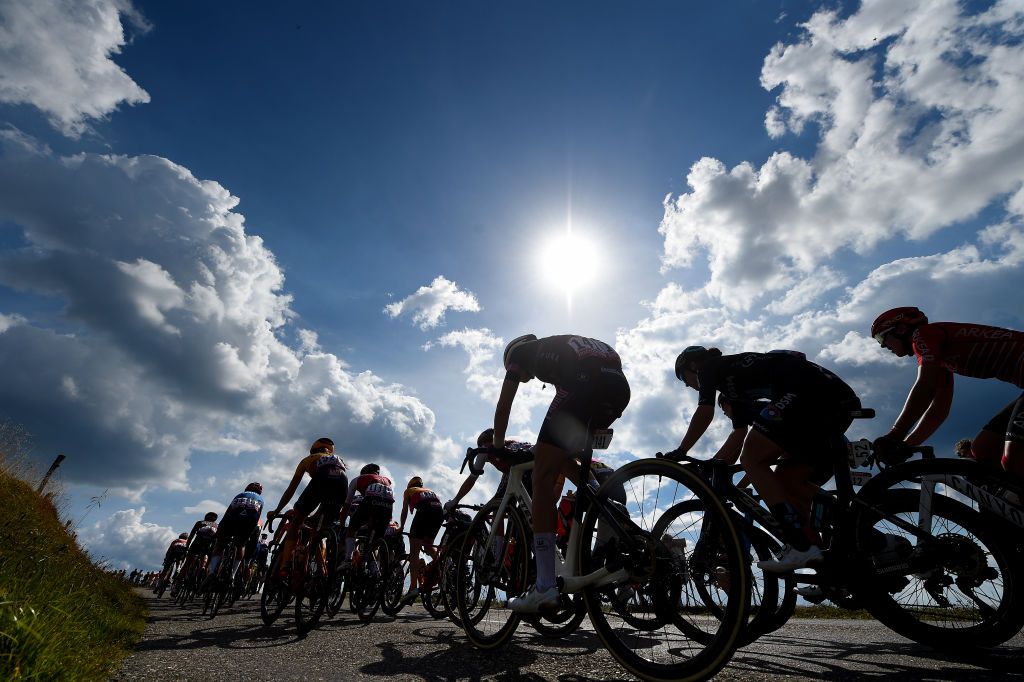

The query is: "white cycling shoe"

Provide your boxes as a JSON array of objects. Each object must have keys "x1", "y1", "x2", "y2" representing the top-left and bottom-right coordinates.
[
  {"x1": 508, "y1": 586, "x2": 561, "y2": 614},
  {"x1": 757, "y1": 545, "x2": 823, "y2": 573}
]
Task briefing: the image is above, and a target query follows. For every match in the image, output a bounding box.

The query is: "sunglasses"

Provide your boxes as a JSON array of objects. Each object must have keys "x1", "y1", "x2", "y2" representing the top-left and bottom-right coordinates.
[{"x1": 873, "y1": 328, "x2": 894, "y2": 345}]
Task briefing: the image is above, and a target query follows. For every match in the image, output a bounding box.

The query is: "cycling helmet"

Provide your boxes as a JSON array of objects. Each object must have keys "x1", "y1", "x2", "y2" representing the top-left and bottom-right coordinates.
[
  {"x1": 675, "y1": 346, "x2": 710, "y2": 380},
  {"x1": 503, "y1": 334, "x2": 538, "y2": 371},
  {"x1": 204, "y1": 512, "x2": 218, "y2": 522},
  {"x1": 309, "y1": 437, "x2": 334, "y2": 454},
  {"x1": 361, "y1": 463, "x2": 380, "y2": 475},
  {"x1": 178, "y1": 532, "x2": 188, "y2": 539},
  {"x1": 408, "y1": 476, "x2": 423, "y2": 489},
  {"x1": 477, "y1": 428, "x2": 495, "y2": 448},
  {"x1": 245, "y1": 482, "x2": 263, "y2": 494},
  {"x1": 870, "y1": 307, "x2": 928, "y2": 344}
]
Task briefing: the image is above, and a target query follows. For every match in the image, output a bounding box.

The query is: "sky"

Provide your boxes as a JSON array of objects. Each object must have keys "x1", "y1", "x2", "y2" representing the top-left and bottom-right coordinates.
[{"x1": 0, "y1": 0, "x2": 1022, "y2": 569}]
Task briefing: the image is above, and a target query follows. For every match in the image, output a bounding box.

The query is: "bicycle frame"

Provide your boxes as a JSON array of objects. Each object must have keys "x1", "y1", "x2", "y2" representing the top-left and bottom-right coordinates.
[{"x1": 480, "y1": 449, "x2": 631, "y2": 595}]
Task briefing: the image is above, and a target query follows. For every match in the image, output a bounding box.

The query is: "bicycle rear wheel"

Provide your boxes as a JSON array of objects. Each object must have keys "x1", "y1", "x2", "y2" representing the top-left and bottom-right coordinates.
[
  {"x1": 260, "y1": 546, "x2": 290, "y2": 626},
  {"x1": 579, "y1": 458, "x2": 748, "y2": 682},
  {"x1": 357, "y1": 538, "x2": 389, "y2": 623},
  {"x1": 456, "y1": 500, "x2": 531, "y2": 648},
  {"x1": 853, "y1": 480, "x2": 1024, "y2": 648},
  {"x1": 382, "y1": 555, "x2": 411, "y2": 616},
  {"x1": 295, "y1": 544, "x2": 329, "y2": 634}
]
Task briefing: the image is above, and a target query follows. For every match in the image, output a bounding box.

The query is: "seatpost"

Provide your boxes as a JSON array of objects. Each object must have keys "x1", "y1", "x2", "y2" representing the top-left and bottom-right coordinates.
[{"x1": 573, "y1": 422, "x2": 596, "y2": 521}]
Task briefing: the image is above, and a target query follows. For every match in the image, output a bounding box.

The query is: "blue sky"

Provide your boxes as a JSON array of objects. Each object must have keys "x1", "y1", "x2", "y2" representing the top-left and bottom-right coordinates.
[{"x1": 0, "y1": 0, "x2": 1022, "y2": 568}]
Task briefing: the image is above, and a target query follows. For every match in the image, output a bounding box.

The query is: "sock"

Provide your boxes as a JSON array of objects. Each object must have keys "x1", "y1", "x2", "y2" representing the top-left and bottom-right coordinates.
[
  {"x1": 533, "y1": 532, "x2": 557, "y2": 592},
  {"x1": 769, "y1": 502, "x2": 811, "y2": 552}
]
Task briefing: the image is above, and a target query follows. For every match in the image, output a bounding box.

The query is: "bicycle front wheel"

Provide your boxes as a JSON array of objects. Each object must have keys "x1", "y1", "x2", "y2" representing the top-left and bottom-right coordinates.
[
  {"x1": 260, "y1": 546, "x2": 290, "y2": 626},
  {"x1": 357, "y1": 539, "x2": 389, "y2": 623},
  {"x1": 579, "y1": 458, "x2": 749, "y2": 682},
  {"x1": 382, "y1": 555, "x2": 411, "y2": 616},
  {"x1": 456, "y1": 499, "x2": 531, "y2": 648}
]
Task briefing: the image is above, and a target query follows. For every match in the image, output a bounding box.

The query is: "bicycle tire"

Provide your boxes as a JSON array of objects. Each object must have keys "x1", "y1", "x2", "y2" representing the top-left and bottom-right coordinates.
[
  {"x1": 382, "y1": 555, "x2": 411, "y2": 616},
  {"x1": 439, "y1": 534, "x2": 467, "y2": 626},
  {"x1": 457, "y1": 499, "x2": 531, "y2": 649},
  {"x1": 579, "y1": 458, "x2": 748, "y2": 682},
  {"x1": 852, "y1": 480, "x2": 1024, "y2": 648},
  {"x1": 260, "y1": 546, "x2": 290, "y2": 626},
  {"x1": 357, "y1": 538, "x2": 389, "y2": 623},
  {"x1": 653, "y1": 499, "x2": 791, "y2": 646}
]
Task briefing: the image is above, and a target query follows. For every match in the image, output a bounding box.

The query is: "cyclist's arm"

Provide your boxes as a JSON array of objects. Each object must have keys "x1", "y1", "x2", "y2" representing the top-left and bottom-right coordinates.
[
  {"x1": 677, "y1": 404, "x2": 715, "y2": 454},
  {"x1": 491, "y1": 374, "x2": 519, "y2": 445},
  {"x1": 449, "y1": 472, "x2": 479, "y2": 507},
  {"x1": 272, "y1": 461, "x2": 306, "y2": 514},
  {"x1": 888, "y1": 364, "x2": 949, "y2": 441},
  {"x1": 185, "y1": 521, "x2": 200, "y2": 549},
  {"x1": 906, "y1": 369, "x2": 954, "y2": 446},
  {"x1": 712, "y1": 425, "x2": 748, "y2": 464},
  {"x1": 339, "y1": 479, "x2": 359, "y2": 522},
  {"x1": 399, "y1": 492, "x2": 410, "y2": 530}
]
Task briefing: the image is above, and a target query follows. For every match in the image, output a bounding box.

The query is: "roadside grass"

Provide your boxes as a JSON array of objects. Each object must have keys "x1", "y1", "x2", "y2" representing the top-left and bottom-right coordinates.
[{"x1": 0, "y1": 431, "x2": 146, "y2": 680}]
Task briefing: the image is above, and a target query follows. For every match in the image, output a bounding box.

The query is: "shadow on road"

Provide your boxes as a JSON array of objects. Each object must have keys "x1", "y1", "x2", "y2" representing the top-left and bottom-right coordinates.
[{"x1": 728, "y1": 631, "x2": 1023, "y2": 680}]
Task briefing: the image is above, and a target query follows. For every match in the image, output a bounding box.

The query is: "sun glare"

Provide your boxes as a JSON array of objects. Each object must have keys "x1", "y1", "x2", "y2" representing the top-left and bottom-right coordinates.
[{"x1": 539, "y1": 230, "x2": 601, "y2": 303}]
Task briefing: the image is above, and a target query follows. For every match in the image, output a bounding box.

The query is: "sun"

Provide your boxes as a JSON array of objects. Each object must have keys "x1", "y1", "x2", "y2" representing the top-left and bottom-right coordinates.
[{"x1": 539, "y1": 230, "x2": 601, "y2": 300}]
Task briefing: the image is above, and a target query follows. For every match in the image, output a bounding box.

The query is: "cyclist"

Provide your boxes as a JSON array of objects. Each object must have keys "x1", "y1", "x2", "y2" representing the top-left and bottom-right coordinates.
[
  {"x1": 871, "y1": 307, "x2": 1024, "y2": 476},
  {"x1": 493, "y1": 334, "x2": 630, "y2": 613},
  {"x1": 207, "y1": 482, "x2": 265, "y2": 581},
  {"x1": 267, "y1": 437, "x2": 348, "y2": 574},
  {"x1": 444, "y1": 428, "x2": 536, "y2": 507},
  {"x1": 252, "y1": 532, "x2": 270, "y2": 591},
  {"x1": 156, "y1": 533, "x2": 188, "y2": 592},
  {"x1": 172, "y1": 511, "x2": 219, "y2": 595},
  {"x1": 340, "y1": 464, "x2": 395, "y2": 568},
  {"x1": 399, "y1": 477, "x2": 443, "y2": 603},
  {"x1": 668, "y1": 346, "x2": 860, "y2": 571}
]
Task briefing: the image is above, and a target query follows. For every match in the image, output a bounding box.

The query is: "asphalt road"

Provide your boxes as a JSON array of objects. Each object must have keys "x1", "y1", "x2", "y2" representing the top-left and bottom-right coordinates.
[{"x1": 114, "y1": 589, "x2": 1023, "y2": 681}]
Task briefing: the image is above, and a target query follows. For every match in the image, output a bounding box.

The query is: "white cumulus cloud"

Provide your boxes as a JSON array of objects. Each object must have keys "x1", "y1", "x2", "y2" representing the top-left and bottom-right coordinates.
[
  {"x1": 385, "y1": 275, "x2": 481, "y2": 329},
  {"x1": 0, "y1": 0, "x2": 151, "y2": 137}
]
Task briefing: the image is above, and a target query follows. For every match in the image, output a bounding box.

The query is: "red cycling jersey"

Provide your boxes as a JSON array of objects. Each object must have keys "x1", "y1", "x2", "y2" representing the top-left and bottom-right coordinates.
[
  {"x1": 348, "y1": 474, "x2": 395, "y2": 503},
  {"x1": 912, "y1": 322, "x2": 1024, "y2": 388}
]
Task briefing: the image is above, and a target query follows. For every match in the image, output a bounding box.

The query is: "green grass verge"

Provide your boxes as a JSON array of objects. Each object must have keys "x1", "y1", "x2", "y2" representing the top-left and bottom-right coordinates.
[
  {"x1": 791, "y1": 605, "x2": 873, "y2": 619},
  {"x1": 0, "y1": 470, "x2": 146, "y2": 680}
]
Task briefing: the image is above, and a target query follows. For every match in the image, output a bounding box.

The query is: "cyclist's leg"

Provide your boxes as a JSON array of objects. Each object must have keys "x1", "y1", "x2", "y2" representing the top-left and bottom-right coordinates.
[
  {"x1": 1000, "y1": 392, "x2": 1024, "y2": 478},
  {"x1": 973, "y1": 397, "x2": 1015, "y2": 472}
]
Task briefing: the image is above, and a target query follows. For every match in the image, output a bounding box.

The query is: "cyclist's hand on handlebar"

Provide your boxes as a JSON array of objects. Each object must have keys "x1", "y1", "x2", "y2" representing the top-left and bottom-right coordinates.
[
  {"x1": 660, "y1": 447, "x2": 686, "y2": 462},
  {"x1": 267, "y1": 509, "x2": 279, "y2": 520},
  {"x1": 871, "y1": 434, "x2": 911, "y2": 466},
  {"x1": 443, "y1": 500, "x2": 456, "y2": 514}
]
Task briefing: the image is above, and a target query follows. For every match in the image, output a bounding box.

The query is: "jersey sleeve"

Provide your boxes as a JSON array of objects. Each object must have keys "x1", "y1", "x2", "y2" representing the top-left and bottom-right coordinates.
[
  {"x1": 912, "y1": 325, "x2": 943, "y2": 366},
  {"x1": 696, "y1": 368, "x2": 717, "y2": 406}
]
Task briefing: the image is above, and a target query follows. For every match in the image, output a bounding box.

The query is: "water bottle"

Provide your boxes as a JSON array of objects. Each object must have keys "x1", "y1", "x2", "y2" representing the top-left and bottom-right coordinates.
[{"x1": 810, "y1": 491, "x2": 833, "y2": 532}]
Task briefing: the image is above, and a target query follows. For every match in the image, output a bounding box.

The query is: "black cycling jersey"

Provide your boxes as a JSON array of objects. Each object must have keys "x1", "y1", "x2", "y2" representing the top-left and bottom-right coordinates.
[
  {"x1": 697, "y1": 352, "x2": 856, "y2": 419},
  {"x1": 506, "y1": 335, "x2": 622, "y2": 387}
]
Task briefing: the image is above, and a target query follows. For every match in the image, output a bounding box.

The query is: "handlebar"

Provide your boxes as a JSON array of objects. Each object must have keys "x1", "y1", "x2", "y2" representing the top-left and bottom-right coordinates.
[{"x1": 655, "y1": 452, "x2": 744, "y2": 476}]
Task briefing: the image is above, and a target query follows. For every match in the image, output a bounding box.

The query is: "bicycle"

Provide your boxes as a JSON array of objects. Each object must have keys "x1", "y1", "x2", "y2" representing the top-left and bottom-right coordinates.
[
  {"x1": 346, "y1": 524, "x2": 390, "y2": 623},
  {"x1": 455, "y1": 426, "x2": 750, "y2": 682},
  {"x1": 841, "y1": 439, "x2": 1024, "y2": 647},
  {"x1": 201, "y1": 540, "x2": 240, "y2": 618},
  {"x1": 263, "y1": 511, "x2": 342, "y2": 633}
]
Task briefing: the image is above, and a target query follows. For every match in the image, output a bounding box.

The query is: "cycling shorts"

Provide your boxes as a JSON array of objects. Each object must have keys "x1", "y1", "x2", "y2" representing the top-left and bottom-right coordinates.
[
  {"x1": 537, "y1": 367, "x2": 630, "y2": 453},
  {"x1": 349, "y1": 502, "x2": 392, "y2": 540},
  {"x1": 749, "y1": 391, "x2": 858, "y2": 478},
  {"x1": 293, "y1": 472, "x2": 349, "y2": 520},
  {"x1": 982, "y1": 391, "x2": 1024, "y2": 445},
  {"x1": 409, "y1": 503, "x2": 443, "y2": 542},
  {"x1": 216, "y1": 512, "x2": 260, "y2": 546}
]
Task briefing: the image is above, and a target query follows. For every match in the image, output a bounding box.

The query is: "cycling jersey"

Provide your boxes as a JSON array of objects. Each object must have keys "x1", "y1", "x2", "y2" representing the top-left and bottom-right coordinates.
[
  {"x1": 348, "y1": 474, "x2": 395, "y2": 506},
  {"x1": 697, "y1": 352, "x2": 859, "y2": 466},
  {"x1": 509, "y1": 335, "x2": 629, "y2": 453},
  {"x1": 163, "y1": 538, "x2": 187, "y2": 564},
  {"x1": 187, "y1": 520, "x2": 218, "y2": 553},
  {"x1": 218, "y1": 492, "x2": 265, "y2": 543},
  {"x1": 505, "y1": 334, "x2": 622, "y2": 386},
  {"x1": 912, "y1": 322, "x2": 1024, "y2": 387},
  {"x1": 296, "y1": 451, "x2": 348, "y2": 479},
  {"x1": 404, "y1": 486, "x2": 441, "y2": 510}
]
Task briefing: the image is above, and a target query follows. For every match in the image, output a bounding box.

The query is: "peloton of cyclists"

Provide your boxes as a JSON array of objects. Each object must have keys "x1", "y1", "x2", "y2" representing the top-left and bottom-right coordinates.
[
  {"x1": 870, "y1": 307, "x2": 1024, "y2": 477},
  {"x1": 490, "y1": 334, "x2": 630, "y2": 613}
]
